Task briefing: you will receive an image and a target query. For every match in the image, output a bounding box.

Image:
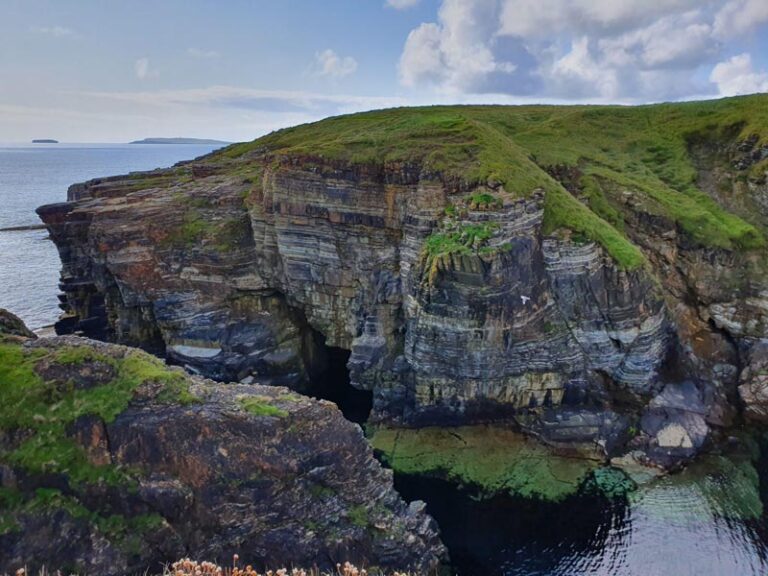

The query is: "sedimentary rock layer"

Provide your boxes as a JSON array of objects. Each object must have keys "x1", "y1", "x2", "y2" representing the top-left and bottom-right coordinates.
[{"x1": 37, "y1": 98, "x2": 768, "y2": 464}]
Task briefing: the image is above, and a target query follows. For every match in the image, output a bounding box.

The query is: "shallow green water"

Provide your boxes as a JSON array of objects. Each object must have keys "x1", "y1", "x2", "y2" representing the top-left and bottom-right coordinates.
[{"x1": 391, "y1": 440, "x2": 768, "y2": 575}]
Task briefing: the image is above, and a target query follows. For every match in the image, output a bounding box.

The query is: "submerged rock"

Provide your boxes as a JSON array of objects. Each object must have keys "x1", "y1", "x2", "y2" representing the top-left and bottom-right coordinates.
[
  {"x1": 639, "y1": 381, "x2": 710, "y2": 467},
  {"x1": 370, "y1": 425, "x2": 600, "y2": 502},
  {"x1": 0, "y1": 316, "x2": 446, "y2": 575}
]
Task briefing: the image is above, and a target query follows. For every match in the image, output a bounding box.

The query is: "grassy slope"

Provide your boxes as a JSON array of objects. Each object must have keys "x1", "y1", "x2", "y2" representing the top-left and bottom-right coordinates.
[{"x1": 221, "y1": 94, "x2": 768, "y2": 269}]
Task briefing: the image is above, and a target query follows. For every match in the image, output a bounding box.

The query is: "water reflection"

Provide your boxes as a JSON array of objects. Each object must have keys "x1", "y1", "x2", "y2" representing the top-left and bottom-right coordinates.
[{"x1": 394, "y1": 452, "x2": 768, "y2": 576}]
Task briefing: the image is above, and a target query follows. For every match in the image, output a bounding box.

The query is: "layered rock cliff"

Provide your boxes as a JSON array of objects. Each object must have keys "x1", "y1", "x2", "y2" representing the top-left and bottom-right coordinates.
[
  {"x1": 37, "y1": 95, "x2": 768, "y2": 466},
  {"x1": 0, "y1": 310, "x2": 445, "y2": 574}
]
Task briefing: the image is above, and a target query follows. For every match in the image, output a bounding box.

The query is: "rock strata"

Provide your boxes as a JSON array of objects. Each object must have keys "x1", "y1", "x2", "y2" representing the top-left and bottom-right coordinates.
[{"x1": 36, "y1": 99, "x2": 768, "y2": 467}]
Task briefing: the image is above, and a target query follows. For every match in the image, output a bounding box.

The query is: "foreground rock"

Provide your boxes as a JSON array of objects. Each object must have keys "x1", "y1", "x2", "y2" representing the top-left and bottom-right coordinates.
[
  {"x1": 36, "y1": 97, "x2": 768, "y2": 468},
  {"x1": 0, "y1": 310, "x2": 445, "y2": 575}
]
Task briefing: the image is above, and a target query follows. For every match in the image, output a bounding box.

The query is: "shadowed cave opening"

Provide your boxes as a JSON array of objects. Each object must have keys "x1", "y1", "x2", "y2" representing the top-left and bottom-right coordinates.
[{"x1": 305, "y1": 329, "x2": 373, "y2": 425}]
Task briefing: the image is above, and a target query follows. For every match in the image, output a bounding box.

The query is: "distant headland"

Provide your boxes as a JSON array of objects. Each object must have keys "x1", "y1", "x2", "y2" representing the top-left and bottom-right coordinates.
[
  {"x1": 31, "y1": 139, "x2": 59, "y2": 144},
  {"x1": 130, "y1": 137, "x2": 231, "y2": 145}
]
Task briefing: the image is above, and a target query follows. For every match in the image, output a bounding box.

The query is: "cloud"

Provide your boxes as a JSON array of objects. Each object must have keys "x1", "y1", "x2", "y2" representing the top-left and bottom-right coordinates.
[
  {"x1": 713, "y1": 0, "x2": 768, "y2": 38},
  {"x1": 386, "y1": 0, "x2": 421, "y2": 9},
  {"x1": 73, "y1": 85, "x2": 409, "y2": 117},
  {"x1": 399, "y1": 0, "x2": 516, "y2": 93},
  {"x1": 37, "y1": 85, "x2": 410, "y2": 142},
  {"x1": 497, "y1": 0, "x2": 702, "y2": 38},
  {"x1": 397, "y1": 0, "x2": 764, "y2": 101},
  {"x1": 549, "y1": 37, "x2": 619, "y2": 99},
  {"x1": 30, "y1": 25, "x2": 76, "y2": 38},
  {"x1": 710, "y1": 53, "x2": 768, "y2": 96},
  {"x1": 134, "y1": 57, "x2": 158, "y2": 80},
  {"x1": 312, "y1": 49, "x2": 358, "y2": 78},
  {"x1": 187, "y1": 48, "x2": 220, "y2": 59}
]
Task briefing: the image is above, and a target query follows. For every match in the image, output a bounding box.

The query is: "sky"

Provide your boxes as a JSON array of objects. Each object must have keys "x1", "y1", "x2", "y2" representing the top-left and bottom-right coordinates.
[{"x1": 1, "y1": 0, "x2": 767, "y2": 143}]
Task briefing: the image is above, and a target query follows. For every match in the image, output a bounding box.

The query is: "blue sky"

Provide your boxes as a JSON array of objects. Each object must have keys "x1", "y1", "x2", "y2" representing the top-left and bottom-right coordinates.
[{"x1": 1, "y1": 0, "x2": 767, "y2": 142}]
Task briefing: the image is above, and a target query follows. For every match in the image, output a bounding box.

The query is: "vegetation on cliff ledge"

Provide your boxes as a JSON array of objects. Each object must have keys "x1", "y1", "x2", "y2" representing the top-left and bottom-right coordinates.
[{"x1": 220, "y1": 94, "x2": 768, "y2": 269}]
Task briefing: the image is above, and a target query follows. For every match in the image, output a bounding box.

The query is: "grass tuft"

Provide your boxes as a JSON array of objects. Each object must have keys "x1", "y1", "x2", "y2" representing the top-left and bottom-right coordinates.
[{"x1": 238, "y1": 396, "x2": 288, "y2": 418}]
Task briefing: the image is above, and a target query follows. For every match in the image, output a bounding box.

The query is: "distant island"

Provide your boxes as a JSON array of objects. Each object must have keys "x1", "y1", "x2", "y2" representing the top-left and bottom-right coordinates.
[
  {"x1": 130, "y1": 137, "x2": 231, "y2": 145},
  {"x1": 31, "y1": 139, "x2": 58, "y2": 144}
]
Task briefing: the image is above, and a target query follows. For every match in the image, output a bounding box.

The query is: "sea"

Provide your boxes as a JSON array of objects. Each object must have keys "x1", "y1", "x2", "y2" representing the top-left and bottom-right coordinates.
[{"x1": 0, "y1": 142, "x2": 223, "y2": 330}]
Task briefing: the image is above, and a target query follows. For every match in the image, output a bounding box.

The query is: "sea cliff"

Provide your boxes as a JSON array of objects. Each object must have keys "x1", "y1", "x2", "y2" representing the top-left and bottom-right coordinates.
[{"x1": 37, "y1": 95, "x2": 768, "y2": 468}]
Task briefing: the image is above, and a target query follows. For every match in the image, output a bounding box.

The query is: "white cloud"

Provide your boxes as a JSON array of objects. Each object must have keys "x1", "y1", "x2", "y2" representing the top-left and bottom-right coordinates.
[
  {"x1": 399, "y1": 0, "x2": 515, "y2": 93},
  {"x1": 397, "y1": 0, "x2": 767, "y2": 101},
  {"x1": 187, "y1": 48, "x2": 220, "y2": 59},
  {"x1": 386, "y1": 0, "x2": 421, "y2": 9},
  {"x1": 713, "y1": 0, "x2": 768, "y2": 38},
  {"x1": 30, "y1": 25, "x2": 76, "y2": 38},
  {"x1": 134, "y1": 57, "x2": 158, "y2": 80},
  {"x1": 549, "y1": 37, "x2": 619, "y2": 99},
  {"x1": 710, "y1": 53, "x2": 768, "y2": 96},
  {"x1": 313, "y1": 49, "x2": 358, "y2": 78},
  {"x1": 498, "y1": 0, "x2": 701, "y2": 38},
  {"x1": 598, "y1": 10, "x2": 716, "y2": 69}
]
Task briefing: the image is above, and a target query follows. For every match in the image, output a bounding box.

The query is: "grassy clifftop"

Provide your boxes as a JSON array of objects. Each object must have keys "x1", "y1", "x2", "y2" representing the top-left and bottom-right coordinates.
[{"x1": 222, "y1": 94, "x2": 768, "y2": 269}]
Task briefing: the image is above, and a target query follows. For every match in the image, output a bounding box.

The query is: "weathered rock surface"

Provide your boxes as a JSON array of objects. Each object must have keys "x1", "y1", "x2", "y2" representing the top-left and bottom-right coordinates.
[
  {"x1": 739, "y1": 340, "x2": 768, "y2": 423},
  {"x1": 0, "y1": 311, "x2": 446, "y2": 575},
  {"x1": 35, "y1": 101, "x2": 768, "y2": 467}
]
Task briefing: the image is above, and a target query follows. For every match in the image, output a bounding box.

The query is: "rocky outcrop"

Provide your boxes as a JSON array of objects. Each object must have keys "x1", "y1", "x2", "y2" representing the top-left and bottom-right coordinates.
[
  {"x1": 0, "y1": 316, "x2": 445, "y2": 575},
  {"x1": 739, "y1": 340, "x2": 768, "y2": 423},
  {"x1": 0, "y1": 309, "x2": 36, "y2": 339},
  {"x1": 36, "y1": 100, "x2": 768, "y2": 467}
]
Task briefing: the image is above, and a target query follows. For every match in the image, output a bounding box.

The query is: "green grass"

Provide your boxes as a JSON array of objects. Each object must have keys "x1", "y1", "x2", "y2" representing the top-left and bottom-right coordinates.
[
  {"x1": 213, "y1": 94, "x2": 768, "y2": 268},
  {"x1": 163, "y1": 209, "x2": 208, "y2": 247},
  {"x1": 425, "y1": 223, "x2": 499, "y2": 258},
  {"x1": 238, "y1": 396, "x2": 288, "y2": 418},
  {"x1": 347, "y1": 504, "x2": 369, "y2": 528},
  {"x1": 466, "y1": 192, "x2": 503, "y2": 210},
  {"x1": 0, "y1": 340, "x2": 196, "y2": 546},
  {"x1": 0, "y1": 340, "x2": 198, "y2": 487},
  {"x1": 422, "y1": 222, "x2": 502, "y2": 282}
]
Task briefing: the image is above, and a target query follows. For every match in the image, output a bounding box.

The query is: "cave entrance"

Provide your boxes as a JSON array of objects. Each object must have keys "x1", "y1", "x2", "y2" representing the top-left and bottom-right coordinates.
[{"x1": 305, "y1": 330, "x2": 372, "y2": 425}]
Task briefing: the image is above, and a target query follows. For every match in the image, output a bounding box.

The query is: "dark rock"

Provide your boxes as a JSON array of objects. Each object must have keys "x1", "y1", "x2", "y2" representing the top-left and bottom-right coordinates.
[
  {"x1": 0, "y1": 309, "x2": 36, "y2": 339},
  {"x1": 0, "y1": 333, "x2": 446, "y2": 575}
]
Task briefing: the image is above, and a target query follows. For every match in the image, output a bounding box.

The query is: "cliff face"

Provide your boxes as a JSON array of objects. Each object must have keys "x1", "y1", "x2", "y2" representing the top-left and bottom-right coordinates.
[
  {"x1": 0, "y1": 310, "x2": 445, "y2": 574},
  {"x1": 38, "y1": 96, "x2": 768, "y2": 466}
]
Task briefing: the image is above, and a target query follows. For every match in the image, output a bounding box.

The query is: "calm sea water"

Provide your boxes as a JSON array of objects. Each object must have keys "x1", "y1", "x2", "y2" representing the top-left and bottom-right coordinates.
[
  {"x1": 0, "y1": 143, "x2": 223, "y2": 330},
  {"x1": 395, "y1": 450, "x2": 768, "y2": 576}
]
